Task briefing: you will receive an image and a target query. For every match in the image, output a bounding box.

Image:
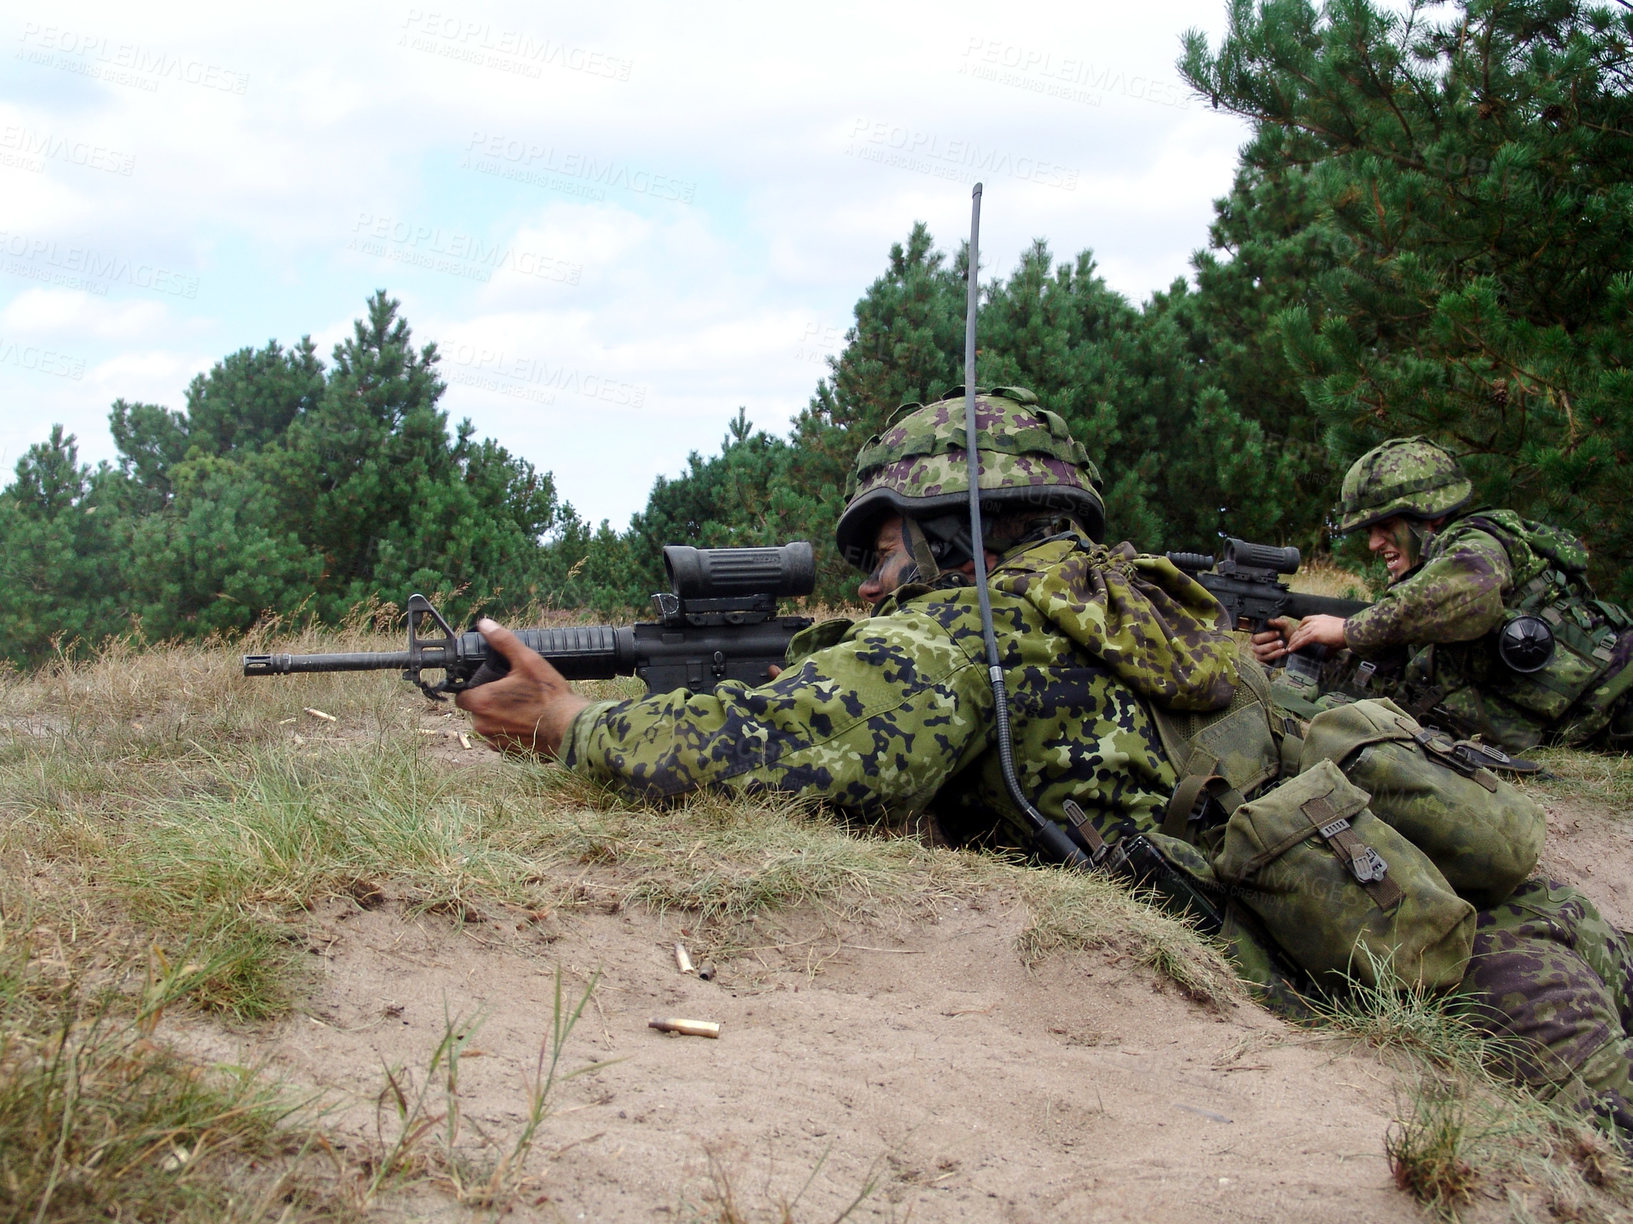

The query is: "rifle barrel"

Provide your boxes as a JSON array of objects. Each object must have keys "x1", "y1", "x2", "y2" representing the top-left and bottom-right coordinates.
[
  {"x1": 243, "y1": 624, "x2": 640, "y2": 683},
  {"x1": 243, "y1": 650, "x2": 412, "y2": 675}
]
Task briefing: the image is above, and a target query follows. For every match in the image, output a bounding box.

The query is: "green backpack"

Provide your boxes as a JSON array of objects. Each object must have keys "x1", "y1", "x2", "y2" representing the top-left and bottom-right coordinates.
[{"x1": 1211, "y1": 759, "x2": 1475, "y2": 991}]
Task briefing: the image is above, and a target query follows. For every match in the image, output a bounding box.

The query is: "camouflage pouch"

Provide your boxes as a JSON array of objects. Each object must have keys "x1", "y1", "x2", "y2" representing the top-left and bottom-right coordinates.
[
  {"x1": 1299, "y1": 699, "x2": 1544, "y2": 907},
  {"x1": 1213, "y1": 759, "x2": 1475, "y2": 991},
  {"x1": 1452, "y1": 512, "x2": 1632, "y2": 737},
  {"x1": 992, "y1": 537, "x2": 1239, "y2": 710}
]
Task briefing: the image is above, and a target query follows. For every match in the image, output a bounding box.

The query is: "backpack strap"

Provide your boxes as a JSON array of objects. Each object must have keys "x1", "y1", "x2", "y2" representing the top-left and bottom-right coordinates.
[
  {"x1": 1160, "y1": 771, "x2": 1243, "y2": 843},
  {"x1": 1301, "y1": 792, "x2": 1404, "y2": 912}
]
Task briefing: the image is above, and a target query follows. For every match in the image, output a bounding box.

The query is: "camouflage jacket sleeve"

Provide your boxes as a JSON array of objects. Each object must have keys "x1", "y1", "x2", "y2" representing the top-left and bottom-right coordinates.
[
  {"x1": 559, "y1": 607, "x2": 996, "y2": 812},
  {"x1": 1343, "y1": 525, "x2": 1513, "y2": 656}
]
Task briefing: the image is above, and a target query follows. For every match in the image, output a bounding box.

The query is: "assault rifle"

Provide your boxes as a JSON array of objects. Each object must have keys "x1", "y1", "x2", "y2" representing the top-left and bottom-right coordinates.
[
  {"x1": 242, "y1": 542, "x2": 816, "y2": 700},
  {"x1": 1167, "y1": 537, "x2": 1370, "y2": 688}
]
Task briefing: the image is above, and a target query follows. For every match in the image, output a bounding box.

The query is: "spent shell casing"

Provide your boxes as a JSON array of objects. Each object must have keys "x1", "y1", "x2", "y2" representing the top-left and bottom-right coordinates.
[{"x1": 648, "y1": 1017, "x2": 720, "y2": 1038}]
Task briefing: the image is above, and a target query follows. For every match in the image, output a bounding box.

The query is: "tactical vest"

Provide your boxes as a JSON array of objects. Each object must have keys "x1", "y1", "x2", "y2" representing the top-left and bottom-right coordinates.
[{"x1": 1411, "y1": 511, "x2": 1632, "y2": 745}]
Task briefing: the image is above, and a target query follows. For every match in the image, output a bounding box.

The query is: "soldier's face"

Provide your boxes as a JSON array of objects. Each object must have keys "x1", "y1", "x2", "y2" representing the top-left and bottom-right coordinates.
[
  {"x1": 858, "y1": 516, "x2": 916, "y2": 604},
  {"x1": 1367, "y1": 517, "x2": 1418, "y2": 581}
]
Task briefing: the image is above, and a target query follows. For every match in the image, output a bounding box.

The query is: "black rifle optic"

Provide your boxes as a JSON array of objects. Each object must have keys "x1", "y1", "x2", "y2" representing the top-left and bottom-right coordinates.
[
  {"x1": 1167, "y1": 538, "x2": 1370, "y2": 687},
  {"x1": 242, "y1": 542, "x2": 816, "y2": 700}
]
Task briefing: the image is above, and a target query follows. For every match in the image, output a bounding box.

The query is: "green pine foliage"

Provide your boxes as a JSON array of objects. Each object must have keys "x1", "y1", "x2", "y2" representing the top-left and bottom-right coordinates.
[
  {"x1": 1181, "y1": 0, "x2": 1633, "y2": 597},
  {"x1": 6, "y1": 0, "x2": 1630, "y2": 649},
  {"x1": 0, "y1": 293, "x2": 572, "y2": 663},
  {"x1": 0, "y1": 427, "x2": 130, "y2": 662}
]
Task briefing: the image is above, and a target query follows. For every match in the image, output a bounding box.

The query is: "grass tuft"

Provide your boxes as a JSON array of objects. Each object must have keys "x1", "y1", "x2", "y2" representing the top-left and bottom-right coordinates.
[
  {"x1": 1385, "y1": 1074, "x2": 1480, "y2": 1218},
  {"x1": 0, "y1": 923, "x2": 323, "y2": 1223},
  {"x1": 345, "y1": 971, "x2": 603, "y2": 1213},
  {"x1": 679, "y1": 1143, "x2": 880, "y2": 1224},
  {"x1": 1016, "y1": 868, "x2": 1243, "y2": 1008},
  {"x1": 1311, "y1": 948, "x2": 1633, "y2": 1220}
]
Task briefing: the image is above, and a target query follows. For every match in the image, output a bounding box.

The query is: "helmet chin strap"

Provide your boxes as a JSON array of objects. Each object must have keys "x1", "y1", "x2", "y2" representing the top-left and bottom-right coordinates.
[
  {"x1": 1404, "y1": 517, "x2": 1436, "y2": 570},
  {"x1": 900, "y1": 516, "x2": 944, "y2": 586}
]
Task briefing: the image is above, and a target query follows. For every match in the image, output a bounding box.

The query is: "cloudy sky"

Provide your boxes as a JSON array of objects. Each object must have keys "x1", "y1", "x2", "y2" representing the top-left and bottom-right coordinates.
[{"x1": 0, "y1": 1, "x2": 1253, "y2": 528}]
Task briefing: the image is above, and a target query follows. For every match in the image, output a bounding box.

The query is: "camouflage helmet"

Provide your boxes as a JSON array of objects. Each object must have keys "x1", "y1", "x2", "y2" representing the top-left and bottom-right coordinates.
[
  {"x1": 834, "y1": 386, "x2": 1104, "y2": 571},
  {"x1": 1334, "y1": 436, "x2": 1473, "y2": 533}
]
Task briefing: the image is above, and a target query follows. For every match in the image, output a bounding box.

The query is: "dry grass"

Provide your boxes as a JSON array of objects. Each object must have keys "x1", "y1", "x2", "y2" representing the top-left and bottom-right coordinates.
[
  {"x1": 1524, "y1": 745, "x2": 1633, "y2": 812},
  {"x1": 5, "y1": 624, "x2": 1631, "y2": 1219},
  {"x1": 1288, "y1": 556, "x2": 1376, "y2": 603},
  {"x1": 0, "y1": 627, "x2": 1229, "y2": 1217},
  {"x1": 1307, "y1": 950, "x2": 1632, "y2": 1221}
]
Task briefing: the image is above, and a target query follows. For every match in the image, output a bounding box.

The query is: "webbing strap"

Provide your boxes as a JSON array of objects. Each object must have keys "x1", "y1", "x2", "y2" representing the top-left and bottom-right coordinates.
[
  {"x1": 1407, "y1": 723, "x2": 1500, "y2": 792},
  {"x1": 1062, "y1": 798, "x2": 1108, "y2": 862},
  {"x1": 1161, "y1": 772, "x2": 1242, "y2": 842},
  {"x1": 901, "y1": 517, "x2": 944, "y2": 586},
  {"x1": 1301, "y1": 793, "x2": 1404, "y2": 911}
]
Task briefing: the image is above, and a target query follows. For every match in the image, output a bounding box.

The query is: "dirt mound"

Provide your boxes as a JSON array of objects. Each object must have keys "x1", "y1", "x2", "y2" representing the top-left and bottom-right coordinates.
[{"x1": 185, "y1": 887, "x2": 1429, "y2": 1222}]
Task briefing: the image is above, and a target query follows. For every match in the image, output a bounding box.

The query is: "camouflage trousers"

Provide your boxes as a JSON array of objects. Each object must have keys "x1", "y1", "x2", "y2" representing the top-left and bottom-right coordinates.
[{"x1": 1457, "y1": 878, "x2": 1633, "y2": 1145}]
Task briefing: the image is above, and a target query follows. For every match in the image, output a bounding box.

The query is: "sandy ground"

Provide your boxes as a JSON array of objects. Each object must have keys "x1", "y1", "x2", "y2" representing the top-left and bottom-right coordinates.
[{"x1": 174, "y1": 743, "x2": 1633, "y2": 1223}]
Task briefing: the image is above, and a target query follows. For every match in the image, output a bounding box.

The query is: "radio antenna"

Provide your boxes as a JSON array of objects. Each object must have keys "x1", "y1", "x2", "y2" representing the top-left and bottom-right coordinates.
[{"x1": 960, "y1": 184, "x2": 1092, "y2": 869}]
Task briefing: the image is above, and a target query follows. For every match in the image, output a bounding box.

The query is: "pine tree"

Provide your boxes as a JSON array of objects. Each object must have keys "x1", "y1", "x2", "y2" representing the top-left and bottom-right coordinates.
[
  {"x1": 0, "y1": 291, "x2": 572, "y2": 659},
  {"x1": 1187, "y1": 122, "x2": 1351, "y2": 548},
  {"x1": 1181, "y1": 0, "x2": 1633, "y2": 595},
  {"x1": 0, "y1": 428, "x2": 129, "y2": 660}
]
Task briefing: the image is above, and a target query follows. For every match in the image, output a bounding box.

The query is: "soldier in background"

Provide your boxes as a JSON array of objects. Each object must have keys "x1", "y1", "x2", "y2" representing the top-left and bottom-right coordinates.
[
  {"x1": 459, "y1": 392, "x2": 1633, "y2": 1151},
  {"x1": 1253, "y1": 436, "x2": 1633, "y2": 753}
]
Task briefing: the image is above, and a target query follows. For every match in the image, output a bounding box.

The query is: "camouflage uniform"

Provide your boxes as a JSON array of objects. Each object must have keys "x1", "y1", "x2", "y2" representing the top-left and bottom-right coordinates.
[
  {"x1": 564, "y1": 536, "x2": 1179, "y2": 838},
  {"x1": 1343, "y1": 514, "x2": 1513, "y2": 655},
  {"x1": 1462, "y1": 879, "x2": 1633, "y2": 1138},
  {"x1": 558, "y1": 398, "x2": 1633, "y2": 1146},
  {"x1": 1339, "y1": 509, "x2": 1633, "y2": 751}
]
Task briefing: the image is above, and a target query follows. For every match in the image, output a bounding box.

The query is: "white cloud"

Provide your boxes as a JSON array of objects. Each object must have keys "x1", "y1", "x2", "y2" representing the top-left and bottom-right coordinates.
[
  {"x1": 1, "y1": 0, "x2": 1254, "y2": 524},
  {"x1": 0, "y1": 288, "x2": 171, "y2": 339}
]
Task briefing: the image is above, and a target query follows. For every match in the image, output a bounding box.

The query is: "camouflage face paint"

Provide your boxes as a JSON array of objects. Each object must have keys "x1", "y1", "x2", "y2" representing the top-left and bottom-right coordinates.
[
  {"x1": 859, "y1": 517, "x2": 918, "y2": 605},
  {"x1": 1367, "y1": 516, "x2": 1421, "y2": 582}
]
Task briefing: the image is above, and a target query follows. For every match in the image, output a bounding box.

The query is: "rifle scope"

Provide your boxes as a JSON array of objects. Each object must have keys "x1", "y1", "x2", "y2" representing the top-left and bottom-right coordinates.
[
  {"x1": 1222, "y1": 538, "x2": 1301, "y2": 576},
  {"x1": 664, "y1": 541, "x2": 815, "y2": 600}
]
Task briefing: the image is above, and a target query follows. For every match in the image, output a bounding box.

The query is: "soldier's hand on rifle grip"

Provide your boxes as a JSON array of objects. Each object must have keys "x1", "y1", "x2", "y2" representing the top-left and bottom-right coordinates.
[
  {"x1": 1284, "y1": 613, "x2": 1349, "y2": 654},
  {"x1": 456, "y1": 618, "x2": 591, "y2": 758},
  {"x1": 1250, "y1": 617, "x2": 1297, "y2": 664}
]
